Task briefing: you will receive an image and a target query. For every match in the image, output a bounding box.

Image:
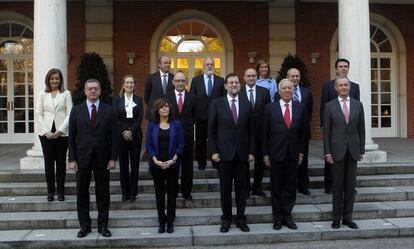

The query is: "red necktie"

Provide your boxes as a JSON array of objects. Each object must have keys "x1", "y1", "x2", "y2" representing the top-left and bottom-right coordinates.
[
  {"x1": 342, "y1": 99, "x2": 349, "y2": 124},
  {"x1": 284, "y1": 103, "x2": 290, "y2": 128},
  {"x1": 178, "y1": 93, "x2": 183, "y2": 113},
  {"x1": 91, "y1": 104, "x2": 97, "y2": 128}
]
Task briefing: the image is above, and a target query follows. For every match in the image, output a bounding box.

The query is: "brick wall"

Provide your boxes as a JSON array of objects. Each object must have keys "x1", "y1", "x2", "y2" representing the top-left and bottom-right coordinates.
[{"x1": 296, "y1": 2, "x2": 414, "y2": 138}]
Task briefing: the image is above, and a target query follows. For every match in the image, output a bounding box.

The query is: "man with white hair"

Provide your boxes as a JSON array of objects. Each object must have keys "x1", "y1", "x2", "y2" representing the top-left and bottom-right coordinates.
[{"x1": 262, "y1": 78, "x2": 308, "y2": 230}]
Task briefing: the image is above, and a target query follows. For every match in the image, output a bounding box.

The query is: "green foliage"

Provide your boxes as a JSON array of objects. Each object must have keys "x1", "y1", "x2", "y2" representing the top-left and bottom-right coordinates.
[
  {"x1": 71, "y1": 52, "x2": 113, "y2": 105},
  {"x1": 276, "y1": 53, "x2": 311, "y2": 88}
]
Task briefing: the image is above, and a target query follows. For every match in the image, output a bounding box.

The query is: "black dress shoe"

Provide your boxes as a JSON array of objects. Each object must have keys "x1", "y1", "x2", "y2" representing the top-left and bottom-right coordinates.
[
  {"x1": 331, "y1": 220, "x2": 340, "y2": 229},
  {"x1": 57, "y1": 195, "x2": 65, "y2": 201},
  {"x1": 324, "y1": 188, "x2": 333, "y2": 194},
  {"x1": 183, "y1": 194, "x2": 192, "y2": 201},
  {"x1": 98, "y1": 227, "x2": 112, "y2": 237},
  {"x1": 122, "y1": 196, "x2": 128, "y2": 202},
  {"x1": 167, "y1": 223, "x2": 174, "y2": 233},
  {"x1": 158, "y1": 223, "x2": 165, "y2": 233},
  {"x1": 47, "y1": 194, "x2": 54, "y2": 202},
  {"x1": 251, "y1": 190, "x2": 267, "y2": 197},
  {"x1": 236, "y1": 222, "x2": 250, "y2": 232},
  {"x1": 342, "y1": 219, "x2": 358, "y2": 229},
  {"x1": 273, "y1": 221, "x2": 282, "y2": 230},
  {"x1": 299, "y1": 188, "x2": 311, "y2": 195},
  {"x1": 282, "y1": 217, "x2": 297, "y2": 230},
  {"x1": 129, "y1": 195, "x2": 136, "y2": 201},
  {"x1": 77, "y1": 226, "x2": 91, "y2": 238},
  {"x1": 220, "y1": 222, "x2": 231, "y2": 233}
]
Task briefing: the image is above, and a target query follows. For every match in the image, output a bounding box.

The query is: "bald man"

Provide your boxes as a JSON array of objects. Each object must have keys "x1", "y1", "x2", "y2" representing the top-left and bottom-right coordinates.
[
  {"x1": 286, "y1": 68, "x2": 313, "y2": 196},
  {"x1": 239, "y1": 68, "x2": 270, "y2": 197}
]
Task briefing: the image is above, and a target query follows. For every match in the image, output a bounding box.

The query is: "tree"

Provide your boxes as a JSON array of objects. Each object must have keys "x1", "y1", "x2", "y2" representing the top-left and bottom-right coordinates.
[
  {"x1": 276, "y1": 53, "x2": 311, "y2": 88},
  {"x1": 72, "y1": 52, "x2": 113, "y2": 105}
]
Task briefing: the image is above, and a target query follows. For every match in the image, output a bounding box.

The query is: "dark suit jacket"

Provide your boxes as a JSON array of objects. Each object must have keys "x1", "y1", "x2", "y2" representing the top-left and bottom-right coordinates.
[
  {"x1": 239, "y1": 85, "x2": 270, "y2": 141},
  {"x1": 68, "y1": 102, "x2": 118, "y2": 169},
  {"x1": 190, "y1": 74, "x2": 225, "y2": 121},
  {"x1": 165, "y1": 91, "x2": 197, "y2": 144},
  {"x1": 145, "y1": 120, "x2": 185, "y2": 170},
  {"x1": 144, "y1": 71, "x2": 174, "y2": 120},
  {"x1": 323, "y1": 98, "x2": 365, "y2": 161},
  {"x1": 112, "y1": 95, "x2": 143, "y2": 139},
  {"x1": 262, "y1": 100, "x2": 308, "y2": 162},
  {"x1": 207, "y1": 96, "x2": 254, "y2": 162},
  {"x1": 320, "y1": 79, "x2": 360, "y2": 126}
]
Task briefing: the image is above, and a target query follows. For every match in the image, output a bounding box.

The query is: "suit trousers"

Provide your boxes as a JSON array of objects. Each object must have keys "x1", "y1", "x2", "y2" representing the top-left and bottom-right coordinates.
[
  {"x1": 248, "y1": 138, "x2": 266, "y2": 191},
  {"x1": 150, "y1": 166, "x2": 179, "y2": 225},
  {"x1": 39, "y1": 135, "x2": 68, "y2": 195},
  {"x1": 76, "y1": 150, "x2": 110, "y2": 228},
  {"x1": 180, "y1": 142, "x2": 194, "y2": 197},
  {"x1": 270, "y1": 155, "x2": 298, "y2": 221},
  {"x1": 218, "y1": 156, "x2": 248, "y2": 223},
  {"x1": 324, "y1": 161, "x2": 333, "y2": 191},
  {"x1": 118, "y1": 135, "x2": 142, "y2": 198},
  {"x1": 332, "y1": 148, "x2": 357, "y2": 222},
  {"x1": 297, "y1": 138, "x2": 310, "y2": 191},
  {"x1": 195, "y1": 121, "x2": 208, "y2": 166}
]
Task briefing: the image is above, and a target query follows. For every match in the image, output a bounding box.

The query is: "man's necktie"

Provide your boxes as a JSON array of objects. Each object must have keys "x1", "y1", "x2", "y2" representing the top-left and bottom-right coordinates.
[
  {"x1": 249, "y1": 88, "x2": 255, "y2": 108},
  {"x1": 342, "y1": 99, "x2": 349, "y2": 124},
  {"x1": 91, "y1": 104, "x2": 97, "y2": 128},
  {"x1": 207, "y1": 75, "x2": 212, "y2": 96},
  {"x1": 284, "y1": 103, "x2": 290, "y2": 128},
  {"x1": 293, "y1": 87, "x2": 300, "y2": 102},
  {"x1": 231, "y1": 98, "x2": 237, "y2": 125},
  {"x1": 162, "y1": 74, "x2": 167, "y2": 94},
  {"x1": 178, "y1": 93, "x2": 183, "y2": 114}
]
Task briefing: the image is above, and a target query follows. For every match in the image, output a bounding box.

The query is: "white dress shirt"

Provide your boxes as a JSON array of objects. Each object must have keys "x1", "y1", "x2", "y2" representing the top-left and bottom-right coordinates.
[
  {"x1": 338, "y1": 96, "x2": 350, "y2": 113},
  {"x1": 245, "y1": 84, "x2": 256, "y2": 104},
  {"x1": 174, "y1": 89, "x2": 185, "y2": 104},
  {"x1": 203, "y1": 73, "x2": 214, "y2": 94},
  {"x1": 227, "y1": 94, "x2": 239, "y2": 117},
  {"x1": 86, "y1": 99, "x2": 100, "y2": 119}
]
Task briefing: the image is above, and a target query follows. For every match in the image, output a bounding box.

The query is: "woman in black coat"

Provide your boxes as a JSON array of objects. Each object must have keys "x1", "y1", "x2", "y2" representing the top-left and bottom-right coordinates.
[{"x1": 113, "y1": 75, "x2": 143, "y2": 201}]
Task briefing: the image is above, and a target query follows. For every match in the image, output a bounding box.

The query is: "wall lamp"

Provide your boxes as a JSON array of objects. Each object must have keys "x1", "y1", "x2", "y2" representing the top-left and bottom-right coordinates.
[
  {"x1": 310, "y1": 52, "x2": 320, "y2": 64},
  {"x1": 248, "y1": 52, "x2": 257, "y2": 64},
  {"x1": 126, "y1": 52, "x2": 136, "y2": 65}
]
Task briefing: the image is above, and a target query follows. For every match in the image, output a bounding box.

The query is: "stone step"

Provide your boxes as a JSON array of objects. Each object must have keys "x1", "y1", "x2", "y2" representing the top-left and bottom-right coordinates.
[
  {"x1": 1, "y1": 162, "x2": 413, "y2": 182},
  {"x1": 0, "y1": 217, "x2": 413, "y2": 248},
  {"x1": 1, "y1": 174, "x2": 414, "y2": 196},
  {"x1": 0, "y1": 200, "x2": 413, "y2": 230},
  {"x1": 0, "y1": 186, "x2": 413, "y2": 212}
]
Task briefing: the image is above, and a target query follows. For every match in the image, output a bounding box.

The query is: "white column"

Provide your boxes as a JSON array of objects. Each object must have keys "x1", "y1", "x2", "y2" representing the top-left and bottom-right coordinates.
[
  {"x1": 20, "y1": 0, "x2": 68, "y2": 169},
  {"x1": 338, "y1": 0, "x2": 386, "y2": 162}
]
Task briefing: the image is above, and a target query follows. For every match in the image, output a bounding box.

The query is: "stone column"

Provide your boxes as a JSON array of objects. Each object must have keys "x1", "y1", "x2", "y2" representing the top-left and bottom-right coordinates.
[
  {"x1": 20, "y1": 0, "x2": 68, "y2": 169},
  {"x1": 338, "y1": 0, "x2": 386, "y2": 162}
]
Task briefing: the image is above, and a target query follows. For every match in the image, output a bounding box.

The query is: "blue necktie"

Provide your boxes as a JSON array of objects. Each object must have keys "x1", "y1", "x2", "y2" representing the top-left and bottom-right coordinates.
[
  {"x1": 294, "y1": 87, "x2": 300, "y2": 102},
  {"x1": 207, "y1": 75, "x2": 212, "y2": 96}
]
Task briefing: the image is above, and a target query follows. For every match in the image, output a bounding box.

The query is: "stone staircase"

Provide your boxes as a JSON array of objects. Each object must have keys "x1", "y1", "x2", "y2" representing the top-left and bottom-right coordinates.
[{"x1": 0, "y1": 162, "x2": 414, "y2": 248}]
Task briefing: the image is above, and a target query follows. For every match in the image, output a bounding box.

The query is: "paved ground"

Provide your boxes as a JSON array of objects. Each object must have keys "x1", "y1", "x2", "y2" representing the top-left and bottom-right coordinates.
[
  {"x1": 1, "y1": 138, "x2": 413, "y2": 171},
  {"x1": 94, "y1": 237, "x2": 414, "y2": 249}
]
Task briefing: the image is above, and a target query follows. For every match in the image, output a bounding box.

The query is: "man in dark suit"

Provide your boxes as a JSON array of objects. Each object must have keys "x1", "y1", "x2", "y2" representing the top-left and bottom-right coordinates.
[
  {"x1": 190, "y1": 57, "x2": 225, "y2": 170},
  {"x1": 239, "y1": 68, "x2": 270, "y2": 197},
  {"x1": 208, "y1": 73, "x2": 254, "y2": 233},
  {"x1": 287, "y1": 68, "x2": 313, "y2": 196},
  {"x1": 320, "y1": 58, "x2": 360, "y2": 194},
  {"x1": 144, "y1": 56, "x2": 174, "y2": 121},
  {"x1": 263, "y1": 79, "x2": 308, "y2": 230},
  {"x1": 166, "y1": 72, "x2": 198, "y2": 200},
  {"x1": 68, "y1": 79, "x2": 118, "y2": 238},
  {"x1": 324, "y1": 77, "x2": 365, "y2": 230}
]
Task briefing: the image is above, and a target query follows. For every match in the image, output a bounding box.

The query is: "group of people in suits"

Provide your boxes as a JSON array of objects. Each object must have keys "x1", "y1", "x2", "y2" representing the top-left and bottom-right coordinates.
[{"x1": 35, "y1": 55, "x2": 365, "y2": 238}]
